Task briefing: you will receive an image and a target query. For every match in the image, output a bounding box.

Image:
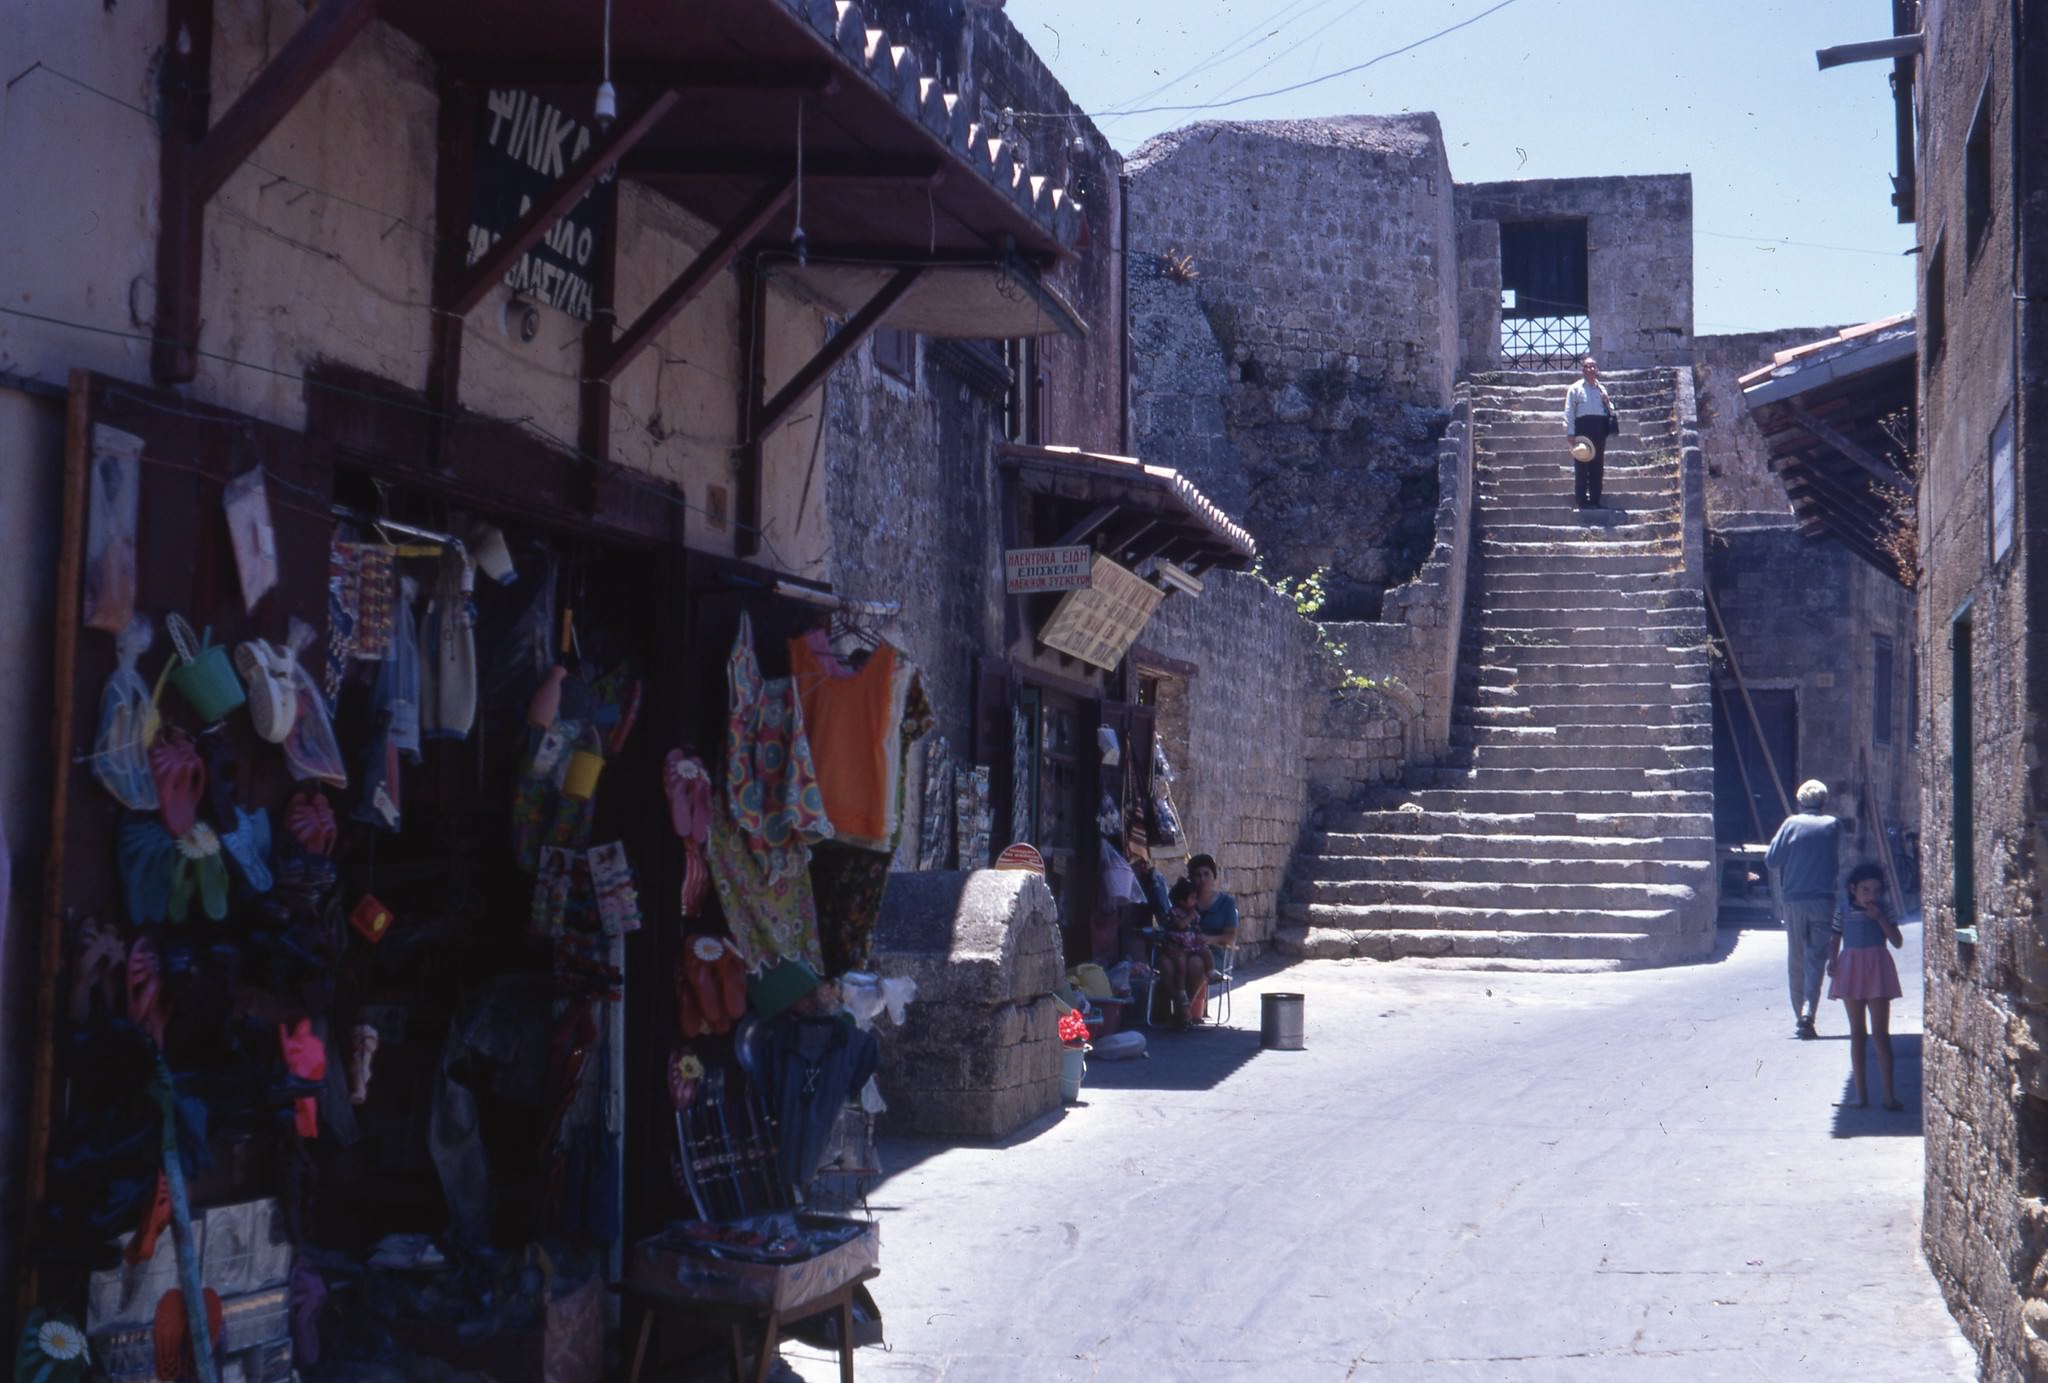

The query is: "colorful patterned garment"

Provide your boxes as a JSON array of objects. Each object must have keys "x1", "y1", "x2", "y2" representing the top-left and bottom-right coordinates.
[
  {"x1": 708, "y1": 805, "x2": 824, "y2": 975},
  {"x1": 809, "y1": 842, "x2": 892, "y2": 977},
  {"x1": 723, "y1": 615, "x2": 832, "y2": 880}
]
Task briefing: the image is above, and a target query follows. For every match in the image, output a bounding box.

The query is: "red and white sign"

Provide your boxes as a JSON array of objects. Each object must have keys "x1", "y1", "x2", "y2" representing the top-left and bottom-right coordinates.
[
  {"x1": 1004, "y1": 545, "x2": 1095, "y2": 594},
  {"x1": 994, "y1": 842, "x2": 1046, "y2": 874}
]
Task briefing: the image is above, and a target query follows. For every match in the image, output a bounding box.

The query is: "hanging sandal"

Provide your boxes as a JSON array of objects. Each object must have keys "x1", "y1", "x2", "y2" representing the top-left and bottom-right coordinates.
[
  {"x1": 284, "y1": 790, "x2": 338, "y2": 857},
  {"x1": 168, "y1": 824, "x2": 228, "y2": 923},
  {"x1": 233, "y1": 638, "x2": 299, "y2": 743},
  {"x1": 149, "y1": 730, "x2": 205, "y2": 838},
  {"x1": 92, "y1": 615, "x2": 163, "y2": 811},
  {"x1": 219, "y1": 807, "x2": 274, "y2": 894},
  {"x1": 119, "y1": 819, "x2": 179, "y2": 926},
  {"x1": 126, "y1": 935, "x2": 166, "y2": 1048}
]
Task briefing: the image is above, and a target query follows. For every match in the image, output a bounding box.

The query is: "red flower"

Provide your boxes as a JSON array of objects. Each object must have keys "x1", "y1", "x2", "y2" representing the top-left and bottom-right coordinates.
[{"x1": 1058, "y1": 1009, "x2": 1089, "y2": 1045}]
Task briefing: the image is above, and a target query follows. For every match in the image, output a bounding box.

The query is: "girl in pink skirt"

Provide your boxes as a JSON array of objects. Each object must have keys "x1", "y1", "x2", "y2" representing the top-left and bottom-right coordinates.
[{"x1": 1826, "y1": 862, "x2": 1906, "y2": 1110}]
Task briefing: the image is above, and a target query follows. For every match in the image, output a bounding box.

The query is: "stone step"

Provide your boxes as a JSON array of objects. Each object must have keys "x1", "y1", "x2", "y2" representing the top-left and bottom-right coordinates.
[
  {"x1": 1272, "y1": 923, "x2": 1704, "y2": 965},
  {"x1": 1281, "y1": 898, "x2": 1683, "y2": 935},
  {"x1": 1443, "y1": 740, "x2": 1713, "y2": 770},
  {"x1": 1408, "y1": 764, "x2": 1714, "y2": 793},
  {"x1": 1474, "y1": 658, "x2": 1707, "y2": 687},
  {"x1": 1457, "y1": 709, "x2": 1711, "y2": 734},
  {"x1": 1306, "y1": 829, "x2": 1717, "y2": 863},
  {"x1": 1481, "y1": 519, "x2": 1682, "y2": 541},
  {"x1": 1479, "y1": 551, "x2": 1681, "y2": 576},
  {"x1": 1476, "y1": 640, "x2": 1709, "y2": 664},
  {"x1": 1473, "y1": 677, "x2": 1709, "y2": 704},
  {"x1": 1474, "y1": 606, "x2": 1706, "y2": 633},
  {"x1": 1453, "y1": 722, "x2": 1715, "y2": 748},
  {"x1": 1294, "y1": 852, "x2": 1715, "y2": 886},
  {"x1": 1476, "y1": 590, "x2": 1697, "y2": 615},
  {"x1": 1292, "y1": 876, "x2": 1703, "y2": 913},
  {"x1": 1480, "y1": 486, "x2": 1680, "y2": 508},
  {"x1": 1320, "y1": 806, "x2": 1718, "y2": 840},
  {"x1": 1478, "y1": 424, "x2": 1680, "y2": 444},
  {"x1": 1357, "y1": 784, "x2": 1712, "y2": 814}
]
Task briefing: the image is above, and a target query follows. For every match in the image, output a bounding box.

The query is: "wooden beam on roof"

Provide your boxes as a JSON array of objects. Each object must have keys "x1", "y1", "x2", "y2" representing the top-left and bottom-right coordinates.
[
  {"x1": 594, "y1": 178, "x2": 795, "y2": 384},
  {"x1": 753, "y1": 266, "x2": 923, "y2": 438},
  {"x1": 153, "y1": 0, "x2": 379, "y2": 381},
  {"x1": 1053, "y1": 504, "x2": 1120, "y2": 548},
  {"x1": 622, "y1": 152, "x2": 944, "y2": 184},
  {"x1": 1784, "y1": 400, "x2": 1914, "y2": 493},
  {"x1": 439, "y1": 58, "x2": 838, "y2": 94},
  {"x1": 442, "y1": 90, "x2": 680, "y2": 317},
  {"x1": 1102, "y1": 518, "x2": 1159, "y2": 557},
  {"x1": 754, "y1": 242, "x2": 1062, "y2": 271}
]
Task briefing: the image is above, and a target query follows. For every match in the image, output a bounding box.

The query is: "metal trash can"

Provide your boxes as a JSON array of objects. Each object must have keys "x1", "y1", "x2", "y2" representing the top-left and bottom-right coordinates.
[{"x1": 1260, "y1": 993, "x2": 1305, "y2": 1050}]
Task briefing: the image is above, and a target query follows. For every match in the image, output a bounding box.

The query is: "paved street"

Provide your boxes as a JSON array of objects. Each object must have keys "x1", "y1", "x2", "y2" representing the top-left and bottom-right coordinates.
[{"x1": 787, "y1": 921, "x2": 1975, "y2": 1382}]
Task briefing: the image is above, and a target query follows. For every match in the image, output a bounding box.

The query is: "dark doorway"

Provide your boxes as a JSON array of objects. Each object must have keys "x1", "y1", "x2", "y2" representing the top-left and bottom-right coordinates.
[
  {"x1": 1499, "y1": 219, "x2": 1590, "y2": 365},
  {"x1": 1713, "y1": 686, "x2": 1798, "y2": 843}
]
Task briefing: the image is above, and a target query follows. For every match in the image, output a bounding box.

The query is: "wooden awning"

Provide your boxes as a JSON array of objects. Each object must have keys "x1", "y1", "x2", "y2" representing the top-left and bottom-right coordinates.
[
  {"x1": 999, "y1": 444, "x2": 1258, "y2": 574},
  {"x1": 1741, "y1": 314, "x2": 1917, "y2": 584}
]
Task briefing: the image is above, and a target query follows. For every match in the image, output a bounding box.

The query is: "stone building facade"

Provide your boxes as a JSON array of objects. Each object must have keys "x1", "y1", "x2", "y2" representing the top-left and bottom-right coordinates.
[
  {"x1": 1907, "y1": 0, "x2": 2048, "y2": 1375},
  {"x1": 1695, "y1": 328, "x2": 1849, "y2": 520},
  {"x1": 1457, "y1": 175, "x2": 1697, "y2": 373},
  {"x1": 1707, "y1": 523, "x2": 1919, "y2": 858}
]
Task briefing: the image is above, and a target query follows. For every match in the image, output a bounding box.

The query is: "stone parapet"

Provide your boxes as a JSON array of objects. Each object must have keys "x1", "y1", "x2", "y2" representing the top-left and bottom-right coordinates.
[{"x1": 869, "y1": 870, "x2": 1064, "y2": 1140}]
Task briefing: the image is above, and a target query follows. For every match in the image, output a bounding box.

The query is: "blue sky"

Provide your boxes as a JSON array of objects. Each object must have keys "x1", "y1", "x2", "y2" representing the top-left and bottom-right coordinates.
[{"x1": 1019, "y1": 0, "x2": 1916, "y2": 334}]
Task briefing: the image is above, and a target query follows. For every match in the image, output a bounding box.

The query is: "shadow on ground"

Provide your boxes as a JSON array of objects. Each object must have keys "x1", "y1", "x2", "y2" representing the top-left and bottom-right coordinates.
[{"x1": 1829, "y1": 1032, "x2": 1924, "y2": 1139}]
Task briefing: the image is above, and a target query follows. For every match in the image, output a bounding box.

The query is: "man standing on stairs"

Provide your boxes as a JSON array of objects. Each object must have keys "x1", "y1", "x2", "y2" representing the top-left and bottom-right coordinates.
[
  {"x1": 1765, "y1": 780, "x2": 1842, "y2": 1040},
  {"x1": 1561, "y1": 355, "x2": 1616, "y2": 509}
]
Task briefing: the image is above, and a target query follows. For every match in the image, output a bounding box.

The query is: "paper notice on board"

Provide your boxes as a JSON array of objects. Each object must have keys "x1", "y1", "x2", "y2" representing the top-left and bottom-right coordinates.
[
  {"x1": 82, "y1": 425, "x2": 144, "y2": 633},
  {"x1": 1037, "y1": 555, "x2": 1165, "y2": 670}
]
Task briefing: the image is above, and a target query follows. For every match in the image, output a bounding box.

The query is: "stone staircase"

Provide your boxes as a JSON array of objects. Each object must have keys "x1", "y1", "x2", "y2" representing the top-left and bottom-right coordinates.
[{"x1": 1279, "y1": 368, "x2": 1718, "y2": 965}]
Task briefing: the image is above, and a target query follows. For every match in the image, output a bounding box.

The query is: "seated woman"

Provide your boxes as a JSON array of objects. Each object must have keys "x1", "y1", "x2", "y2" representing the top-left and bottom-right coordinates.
[
  {"x1": 1153, "y1": 878, "x2": 1208, "y2": 1028},
  {"x1": 1185, "y1": 853, "x2": 1240, "y2": 1023}
]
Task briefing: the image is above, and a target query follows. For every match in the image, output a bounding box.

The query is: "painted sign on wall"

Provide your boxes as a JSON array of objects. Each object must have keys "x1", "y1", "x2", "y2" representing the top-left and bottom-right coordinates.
[
  {"x1": 467, "y1": 89, "x2": 615, "y2": 322},
  {"x1": 1038, "y1": 555, "x2": 1164, "y2": 670},
  {"x1": 1004, "y1": 545, "x2": 1095, "y2": 594}
]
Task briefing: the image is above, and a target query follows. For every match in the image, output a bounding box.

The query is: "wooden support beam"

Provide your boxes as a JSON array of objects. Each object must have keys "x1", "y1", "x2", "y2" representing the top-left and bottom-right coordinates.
[
  {"x1": 153, "y1": 0, "x2": 378, "y2": 382},
  {"x1": 754, "y1": 267, "x2": 922, "y2": 437},
  {"x1": 735, "y1": 259, "x2": 767, "y2": 559},
  {"x1": 191, "y1": 0, "x2": 379, "y2": 201},
  {"x1": 1785, "y1": 400, "x2": 1914, "y2": 492},
  {"x1": 1101, "y1": 518, "x2": 1158, "y2": 556},
  {"x1": 443, "y1": 90, "x2": 680, "y2": 317},
  {"x1": 577, "y1": 177, "x2": 621, "y2": 502},
  {"x1": 622, "y1": 151, "x2": 943, "y2": 184},
  {"x1": 440, "y1": 58, "x2": 836, "y2": 94},
  {"x1": 1052, "y1": 503, "x2": 1120, "y2": 548},
  {"x1": 595, "y1": 179, "x2": 794, "y2": 384}
]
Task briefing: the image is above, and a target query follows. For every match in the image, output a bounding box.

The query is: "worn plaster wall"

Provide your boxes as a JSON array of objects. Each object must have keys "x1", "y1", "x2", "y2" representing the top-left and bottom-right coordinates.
[
  {"x1": 1912, "y1": 1, "x2": 2048, "y2": 1377},
  {"x1": 1127, "y1": 115, "x2": 1455, "y2": 618},
  {"x1": 1707, "y1": 525, "x2": 1918, "y2": 852},
  {"x1": 1694, "y1": 328, "x2": 1848, "y2": 521},
  {"x1": 0, "y1": 1, "x2": 830, "y2": 578},
  {"x1": 1457, "y1": 174, "x2": 1695, "y2": 372}
]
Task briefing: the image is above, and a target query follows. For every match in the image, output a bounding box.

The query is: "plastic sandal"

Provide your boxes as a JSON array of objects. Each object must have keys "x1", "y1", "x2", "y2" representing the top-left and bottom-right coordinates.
[
  {"x1": 285, "y1": 790, "x2": 337, "y2": 857},
  {"x1": 92, "y1": 615, "x2": 162, "y2": 811},
  {"x1": 219, "y1": 807, "x2": 274, "y2": 894},
  {"x1": 167, "y1": 824, "x2": 228, "y2": 923},
  {"x1": 233, "y1": 638, "x2": 298, "y2": 743},
  {"x1": 118, "y1": 819, "x2": 178, "y2": 926},
  {"x1": 280, "y1": 618, "x2": 348, "y2": 788},
  {"x1": 148, "y1": 730, "x2": 205, "y2": 838}
]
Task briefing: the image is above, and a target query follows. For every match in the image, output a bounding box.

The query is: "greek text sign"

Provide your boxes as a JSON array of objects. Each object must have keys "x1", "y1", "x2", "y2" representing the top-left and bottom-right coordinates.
[
  {"x1": 467, "y1": 89, "x2": 614, "y2": 322},
  {"x1": 1004, "y1": 545, "x2": 1095, "y2": 594},
  {"x1": 1038, "y1": 555, "x2": 1164, "y2": 670}
]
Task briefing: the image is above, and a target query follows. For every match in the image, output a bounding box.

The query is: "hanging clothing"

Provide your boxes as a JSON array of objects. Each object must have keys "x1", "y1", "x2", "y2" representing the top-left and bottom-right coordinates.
[
  {"x1": 810, "y1": 843, "x2": 893, "y2": 977},
  {"x1": 830, "y1": 657, "x2": 934, "y2": 854},
  {"x1": 708, "y1": 805, "x2": 825, "y2": 975},
  {"x1": 418, "y1": 549, "x2": 478, "y2": 740},
  {"x1": 790, "y1": 635, "x2": 899, "y2": 846},
  {"x1": 761, "y1": 1014, "x2": 880, "y2": 1191},
  {"x1": 724, "y1": 615, "x2": 832, "y2": 881}
]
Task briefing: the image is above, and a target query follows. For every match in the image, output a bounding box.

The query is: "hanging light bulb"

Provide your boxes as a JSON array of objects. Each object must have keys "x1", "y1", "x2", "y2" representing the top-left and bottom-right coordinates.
[{"x1": 594, "y1": 0, "x2": 616, "y2": 130}]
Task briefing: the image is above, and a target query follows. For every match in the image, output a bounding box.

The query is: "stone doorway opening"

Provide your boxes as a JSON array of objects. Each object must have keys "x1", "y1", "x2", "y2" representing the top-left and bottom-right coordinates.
[
  {"x1": 1714, "y1": 685, "x2": 1799, "y2": 846},
  {"x1": 1499, "y1": 218, "x2": 1590, "y2": 366}
]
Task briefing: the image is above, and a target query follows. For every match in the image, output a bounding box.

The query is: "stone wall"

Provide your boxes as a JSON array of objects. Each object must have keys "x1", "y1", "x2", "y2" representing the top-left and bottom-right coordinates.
[
  {"x1": 871, "y1": 870, "x2": 1064, "y2": 1139},
  {"x1": 1127, "y1": 116, "x2": 1456, "y2": 618},
  {"x1": 1913, "y1": 0, "x2": 2048, "y2": 1374},
  {"x1": 1706, "y1": 525, "x2": 1919, "y2": 853},
  {"x1": 1140, "y1": 573, "x2": 1321, "y2": 952},
  {"x1": 1457, "y1": 175, "x2": 1695, "y2": 372},
  {"x1": 1694, "y1": 328, "x2": 1847, "y2": 521}
]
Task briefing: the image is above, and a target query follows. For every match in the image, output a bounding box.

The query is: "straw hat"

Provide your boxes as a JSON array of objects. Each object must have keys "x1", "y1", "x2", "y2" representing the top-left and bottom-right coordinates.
[{"x1": 1569, "y1": 437, "x2": 1597, "y2": 463}]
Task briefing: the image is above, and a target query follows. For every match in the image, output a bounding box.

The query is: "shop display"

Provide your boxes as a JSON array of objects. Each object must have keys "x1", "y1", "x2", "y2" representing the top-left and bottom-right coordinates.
[
  {"x1": 91, "y1": 616, "x2": 161, "y2": 810},
  {"x1": 81, "y1": 425, "x2": 143, "y2": 634},
  {"x1": 221, "y1": 469, "x2": 278, "y2": 614}
]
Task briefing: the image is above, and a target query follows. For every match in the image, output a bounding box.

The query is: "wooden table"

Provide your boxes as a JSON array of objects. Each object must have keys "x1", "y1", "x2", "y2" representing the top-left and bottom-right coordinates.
[{"x1": 622, "y1": 1267, "x2": 881, "y2": 1383}]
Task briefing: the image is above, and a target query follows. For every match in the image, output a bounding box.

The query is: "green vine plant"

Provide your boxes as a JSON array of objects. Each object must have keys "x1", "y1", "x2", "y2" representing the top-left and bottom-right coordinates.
[{"x1": 1251, "y1": 562, "x2": 1402, "y2": 701}]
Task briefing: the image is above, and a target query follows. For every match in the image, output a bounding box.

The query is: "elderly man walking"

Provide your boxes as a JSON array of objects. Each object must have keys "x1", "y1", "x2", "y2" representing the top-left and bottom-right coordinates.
[{"x1": 1765, "y1": 779, "x2": 1841, "y2": 1039}]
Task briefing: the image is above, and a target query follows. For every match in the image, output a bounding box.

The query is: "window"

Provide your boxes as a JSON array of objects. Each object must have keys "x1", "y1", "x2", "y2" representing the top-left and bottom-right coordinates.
[
  {"x1": 1002, "y1": 338, "x2": 1043, "y2": 444},
  {"x1": 1907, "y1": 647, "x2": 1919, "y2": 748},
  {"x1": 1873, "y1": 636, "x2": 1895, "y2": 747},
  {"x1": 1951, "y1": 609, "x2": 1975, "y2": 933},
  {"x1": 1966, "y1": 79, "x2": 1994, "y2": 263},
  {"x1": 873, "y1": 326, "x2": 916, "y2": 384},
  {"x1": 1924, "y1": 237, "x2": 1946, "y2": 370}
]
